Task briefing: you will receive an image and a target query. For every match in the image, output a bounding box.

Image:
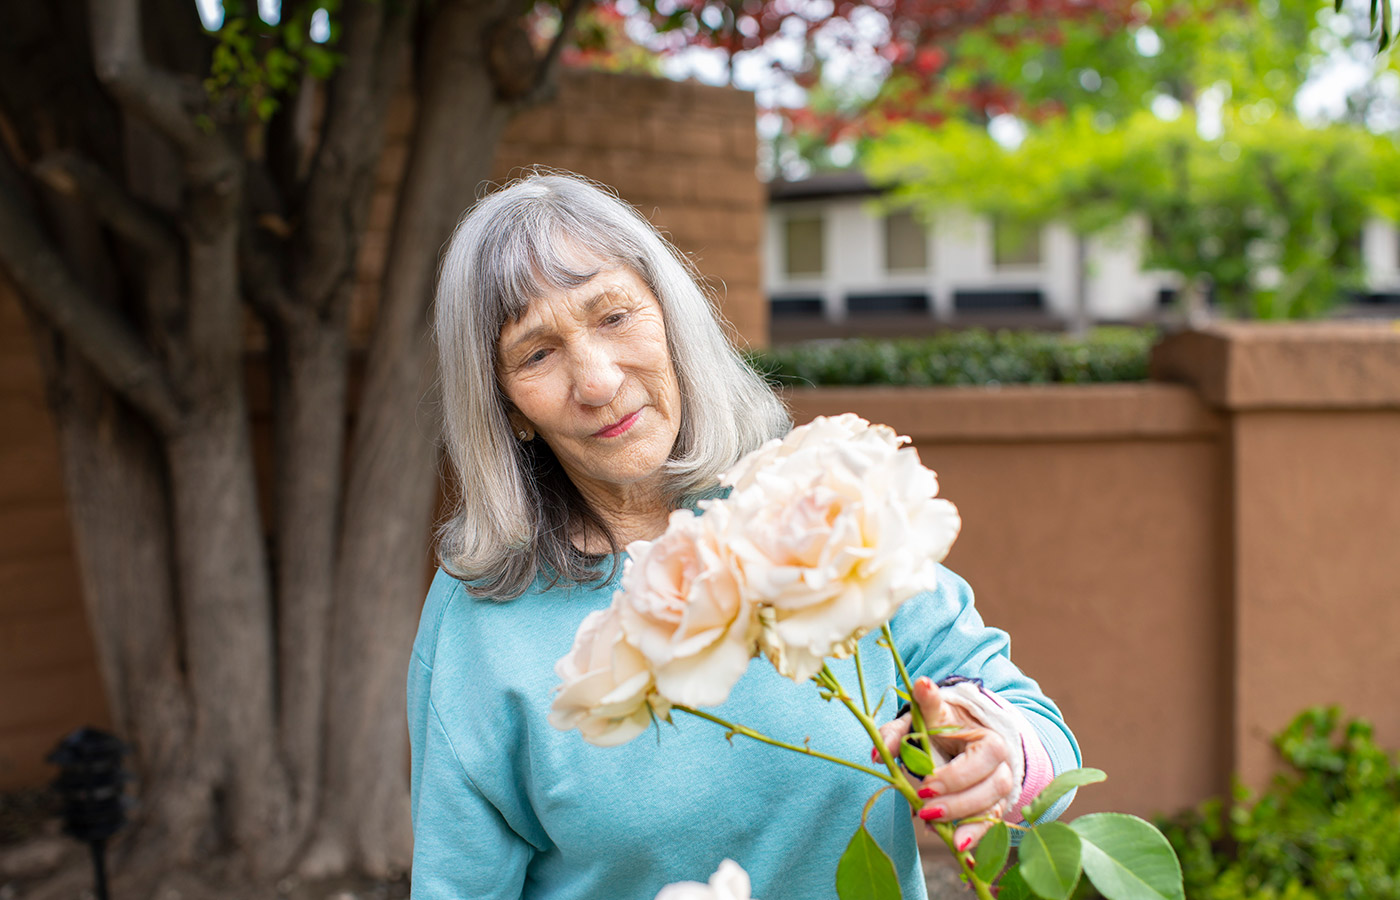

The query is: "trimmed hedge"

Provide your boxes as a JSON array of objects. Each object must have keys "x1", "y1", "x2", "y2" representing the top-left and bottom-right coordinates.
[{"x1": 747, "y1": 327, "x2": 1156, "y2": 388}]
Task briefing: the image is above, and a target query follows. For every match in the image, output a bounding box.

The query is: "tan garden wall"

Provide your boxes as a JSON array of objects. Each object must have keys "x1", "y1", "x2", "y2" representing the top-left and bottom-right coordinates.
[
  {"x1": 788, "y1": 322, "x2": 1400, "y2": 817},
  {"x1": 785, "y1": 384, "x2": 1233, "y2": 816}
]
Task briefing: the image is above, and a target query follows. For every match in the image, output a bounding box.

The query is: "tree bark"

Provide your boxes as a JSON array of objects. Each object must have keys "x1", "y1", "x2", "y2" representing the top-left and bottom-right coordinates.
[
  {"x1": 0, "y1": 0, "x2": 578, "y2": 889},
  {"x1": 304, "y1": 0, "x2": 514, "y2": 877},
  {"x1": 44, "y1": 353, "x2": 209, "y2": 870}
]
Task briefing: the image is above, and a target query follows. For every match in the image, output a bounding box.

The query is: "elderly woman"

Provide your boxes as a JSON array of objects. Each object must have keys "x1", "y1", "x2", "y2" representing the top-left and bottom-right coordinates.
[{"x1": 408, "y1": 173, "x2": 1078, "y2": 900}]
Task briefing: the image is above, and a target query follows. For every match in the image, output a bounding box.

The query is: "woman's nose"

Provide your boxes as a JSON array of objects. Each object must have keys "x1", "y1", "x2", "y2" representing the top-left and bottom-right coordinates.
[{"x1": 570, "y1": 342, "x2": 623, "y2": 407}]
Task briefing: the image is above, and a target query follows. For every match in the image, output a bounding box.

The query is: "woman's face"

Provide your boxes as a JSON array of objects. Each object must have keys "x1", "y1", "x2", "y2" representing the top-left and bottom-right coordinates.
[{"x1": 496, "y1": 263, "x2": 682, "y2": 502}]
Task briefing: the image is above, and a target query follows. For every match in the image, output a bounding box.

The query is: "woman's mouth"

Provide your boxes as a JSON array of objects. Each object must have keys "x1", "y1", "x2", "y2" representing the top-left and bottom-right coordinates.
[{"x1": 593, "y1": 410, "x2": 641, "y2": 438}]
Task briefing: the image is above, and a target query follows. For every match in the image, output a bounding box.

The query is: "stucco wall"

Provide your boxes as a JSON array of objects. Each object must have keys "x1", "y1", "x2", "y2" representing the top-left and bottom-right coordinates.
[
  {"x1": 1152, "y1": 323, "x2": 1400, "y2": 789},
  {"x1": 786, "y1": 385, "x2": 1233, "y2": 816}
]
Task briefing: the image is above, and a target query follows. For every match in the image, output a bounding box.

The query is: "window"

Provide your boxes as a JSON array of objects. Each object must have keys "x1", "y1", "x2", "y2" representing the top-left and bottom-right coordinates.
[
  {"x1": 884, "y1": 210, "x2": 928, "y2": 272},
  {"x1": 993, "y1": 217, "x2": 1042, "y2": 268},
  {"x1": 784, "y1": 215, "x2": 825, "y2": 278}
]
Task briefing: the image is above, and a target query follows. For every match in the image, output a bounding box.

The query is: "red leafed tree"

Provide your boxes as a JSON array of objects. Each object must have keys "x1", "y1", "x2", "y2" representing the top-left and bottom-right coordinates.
[{"x1": 0, "y1": 0, "x2": 1132, "y2": 895}]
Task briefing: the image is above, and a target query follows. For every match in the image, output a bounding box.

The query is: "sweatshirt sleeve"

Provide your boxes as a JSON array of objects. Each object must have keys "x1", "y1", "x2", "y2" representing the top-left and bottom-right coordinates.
[
  {"x1": 409, "y1": 654, "x2": 533, "y2": 899},
  {"x1": 890, "y1": 565, "x2": 1081, "y2": 824}
]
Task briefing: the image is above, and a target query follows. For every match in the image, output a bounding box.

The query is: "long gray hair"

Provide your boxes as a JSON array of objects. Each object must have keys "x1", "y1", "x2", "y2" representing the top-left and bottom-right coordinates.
[{"x1": 434, "y1": 172, "x2": 789, "y2": 599}]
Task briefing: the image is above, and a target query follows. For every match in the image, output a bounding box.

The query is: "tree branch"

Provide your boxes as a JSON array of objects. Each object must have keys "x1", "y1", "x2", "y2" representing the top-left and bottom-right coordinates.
[
  {"x1": 240, "y1": 226, "x2": 298, "y2": 326},
  {"x1": 87, "y1": 0, "x2": 233, "y2": 179},
  {"x1": 33, "y1": 151, "x2": 180, "y2": 258},
  {"x1": 509, "y1": 0, "x2": 589, "y2": 109},
  {"x1": 294, "y1": 0, "x2": 417, "y2": 312},
  {"x1": 532, "y1": 0, "x2": 587, "y2": 100},
  {"x1": 0, "y1": 183, "x2": 185, "y2": 433}
]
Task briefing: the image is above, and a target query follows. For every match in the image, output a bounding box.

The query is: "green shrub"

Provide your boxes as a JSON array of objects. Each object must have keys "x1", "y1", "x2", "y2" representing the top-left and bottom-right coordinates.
[
  {"x1": 1084, "y1": 708, "x2": 1400, "y2": 900},
  {"x1": 746, "y1": 327, "x2": 1155, "y2": 388}
]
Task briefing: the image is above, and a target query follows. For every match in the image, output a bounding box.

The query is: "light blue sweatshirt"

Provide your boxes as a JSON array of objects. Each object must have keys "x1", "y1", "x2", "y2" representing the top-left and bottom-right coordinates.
[{"x1": 407, "y1": 564, "x2": 1079, "y2": 900}]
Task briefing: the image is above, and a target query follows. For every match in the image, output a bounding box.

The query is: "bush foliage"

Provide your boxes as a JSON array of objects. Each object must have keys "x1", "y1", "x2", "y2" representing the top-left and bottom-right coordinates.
[
  {"x1": 748, "y1": 328, "x2": 1155, "y2": 388},
  {"x1": 1093, "y1": 708, "x2": 1400, "y2": 900}
]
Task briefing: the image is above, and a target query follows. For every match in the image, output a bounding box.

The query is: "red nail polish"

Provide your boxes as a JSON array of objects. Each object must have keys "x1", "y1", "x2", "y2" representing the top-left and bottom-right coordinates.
[
  {"x1": 872, "y1": 747, "x2": 880, "y2": 762},
  {"x1": 917, "y1": 787, "x2": 937, "y2": 799},
  {"x1": 918, "y1": 806, "x2": 944, "y2": 821},
  {"x1": 966, "y1": 855, "x2": 976, "y2": 868},
  {"x1": 958, "y1": 837, "x2": 973, "y2": 852}
]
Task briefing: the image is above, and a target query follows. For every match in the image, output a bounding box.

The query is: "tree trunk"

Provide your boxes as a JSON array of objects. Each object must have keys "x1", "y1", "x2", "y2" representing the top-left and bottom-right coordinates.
[
  {"x1": 1, "y1": 0, "x2": 566, "y2": 890},
  {"x1": 41, "y1": 347, "x2": 210, "y2": 870},
  {"x1": 269, "y1": 315, "x2": 350, "y2": 852},
  {"x1": 303, "y1": 0, "x2": 514, "y2": 877}
]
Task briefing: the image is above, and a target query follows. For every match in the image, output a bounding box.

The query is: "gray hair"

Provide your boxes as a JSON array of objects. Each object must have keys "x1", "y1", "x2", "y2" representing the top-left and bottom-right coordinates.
[{"x1": 434, "y1": 171, "x2": 789, "y2": 599}]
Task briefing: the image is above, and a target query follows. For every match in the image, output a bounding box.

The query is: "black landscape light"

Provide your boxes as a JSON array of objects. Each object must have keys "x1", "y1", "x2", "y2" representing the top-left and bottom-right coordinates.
[{"x1": 47, "y1": 727, "x2": 131, "y2": 900}]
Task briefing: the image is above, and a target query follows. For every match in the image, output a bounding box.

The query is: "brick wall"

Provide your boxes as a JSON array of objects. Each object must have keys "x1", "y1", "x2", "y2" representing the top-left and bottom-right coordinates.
[
  {"x1": 0, "y1": 286, "x2": 110, "y2": 790},
  {"x1": 350, "y1": 69, "x2": 768, "y2": 349}
]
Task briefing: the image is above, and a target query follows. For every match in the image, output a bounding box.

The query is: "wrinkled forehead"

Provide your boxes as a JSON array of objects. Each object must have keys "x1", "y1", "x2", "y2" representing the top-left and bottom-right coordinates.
[{"x1": 485, "y1": 223, "x2": 629, "y2": 328}]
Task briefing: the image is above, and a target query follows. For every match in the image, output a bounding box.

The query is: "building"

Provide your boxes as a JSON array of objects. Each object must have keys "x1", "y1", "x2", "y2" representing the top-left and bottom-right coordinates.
[{"x1": 765, "y1": 171, "x2": 1400, "y2": 341}]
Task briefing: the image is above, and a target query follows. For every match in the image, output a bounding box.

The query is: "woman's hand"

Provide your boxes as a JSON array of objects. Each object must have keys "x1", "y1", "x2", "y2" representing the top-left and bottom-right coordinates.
[{"x1": 875, "y1": 676, "x2": 1020, "y2": 853}]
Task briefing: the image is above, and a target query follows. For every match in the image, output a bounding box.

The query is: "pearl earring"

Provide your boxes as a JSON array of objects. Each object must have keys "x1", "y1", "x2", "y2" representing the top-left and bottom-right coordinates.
[{"x1": 518, "y1": 429, "x2": 532, "y2": 441}]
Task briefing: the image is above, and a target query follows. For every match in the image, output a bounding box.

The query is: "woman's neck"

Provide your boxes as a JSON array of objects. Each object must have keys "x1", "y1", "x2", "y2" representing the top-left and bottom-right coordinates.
[{"x1": 570, "y1": 479, "x2": 672, "y2": 552}]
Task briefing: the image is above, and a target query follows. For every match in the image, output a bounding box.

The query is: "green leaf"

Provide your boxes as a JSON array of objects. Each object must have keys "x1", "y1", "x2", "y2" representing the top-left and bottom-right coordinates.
[
  {"x1": 835, "y1": 824, "x2": 902, "y2": 900},
  {"x1": 1070, "y1": 813, "x2": 1184, "y2": 900},
  {"x1": 973, "y1": 821, "x2": 1011, "y2": 881},
  {"x1": 1022, "y1": 767, "x2": 1107, "y2": 823},
  {"x1": 899, "y1": 737, "x2": 933, "y2": 777},
  {"x1": 998, "y1": 864, "x2": 1033, "y2": 900},
  {"x1": 1019, "y1": 822, "x2": 1082, "y2": 900}
]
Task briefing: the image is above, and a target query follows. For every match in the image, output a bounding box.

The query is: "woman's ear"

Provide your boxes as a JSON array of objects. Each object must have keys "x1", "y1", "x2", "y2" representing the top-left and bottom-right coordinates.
[{"x1": 506, "y1": 411, "x2": 536, "y2": 442}]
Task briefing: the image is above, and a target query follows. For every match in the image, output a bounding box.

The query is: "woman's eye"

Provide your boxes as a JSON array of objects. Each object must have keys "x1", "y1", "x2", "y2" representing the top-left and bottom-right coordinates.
[
  {"x1": 602, "y1": 311, "x2": 628, "y2": 327},
  {"x1": 523, "y1": 348, "x2": 550, "y2": 367}
]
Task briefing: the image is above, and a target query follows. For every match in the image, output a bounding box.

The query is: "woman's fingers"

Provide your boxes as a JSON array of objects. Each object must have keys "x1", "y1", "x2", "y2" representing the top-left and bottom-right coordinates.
[
  {"x1": 951, "y1": 813, "x2": 1000, "y2": 854},
  {"x1": 873, "y1": 713, "x2": 911, "y2": 762},
  {"x1": 917, "y1": 758, "x2": 1015, "y2": 821},
  {"x1": 922, "y1": 729, "x2": 1010, "y2": 796},
  {"x1": 912, "y1": 676, "x2": 948, "y2": 730}
]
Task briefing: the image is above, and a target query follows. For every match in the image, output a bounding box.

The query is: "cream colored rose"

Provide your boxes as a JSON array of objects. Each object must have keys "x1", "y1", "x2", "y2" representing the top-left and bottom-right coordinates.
[
  {"x1": 722, "y1": 413, "x2": 901, "y2": 493},
  {"x1": 548, "y1": 602, "x2": 669, "y2": 747},
  {"x1": 654, "y1": 859, "x2": 754, "y2": 900},
  {"x1": 617, "y1": 506, "x2": 758, "y2": 708},
  {"x1": 724, "y1": 418, "x2": 961, "y2": 681}
]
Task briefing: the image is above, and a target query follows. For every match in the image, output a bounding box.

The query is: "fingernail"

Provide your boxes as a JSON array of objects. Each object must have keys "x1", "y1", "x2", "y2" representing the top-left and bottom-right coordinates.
[
  {"x1": 966, "y1": 855, "x2": 976, "y2": 868},
  {"x1": 958, "y1": 837, "x2": 974, "y2": 852},
  {"x1": 872, "y1": 747, "x2": 880, "y2": 762},
  {"x1": 918, "y1": 806, "x2": 944, "y2": 821},
  {"x1": 917, "y1": 787, "x2": 938, "y2": 799}
]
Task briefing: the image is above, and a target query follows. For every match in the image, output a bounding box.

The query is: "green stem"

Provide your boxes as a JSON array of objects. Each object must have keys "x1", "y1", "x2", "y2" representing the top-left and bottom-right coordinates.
[
  {"x1": 931, "y1": 821, "x2": 996, "y2": 900},
  {"x1": 881, "y1": 624, "x2": 935, "y2": 760},
  {"x1": 822, "y1": 663, "x2": 997, "y2": 900},
  {"x1": 853, "y1": 645, "x2": 872, "y2": 717},
  {"x1": 671, "y1": 705, "x2": 898, "y2": 786},
  {"x1": 820, "y1": 663, "x2": 922, "y2": 809}
]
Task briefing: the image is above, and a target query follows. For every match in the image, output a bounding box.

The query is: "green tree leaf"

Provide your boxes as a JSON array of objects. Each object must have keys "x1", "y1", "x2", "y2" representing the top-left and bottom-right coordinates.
[
  {"x1": 1020, "y1": 822, "x2": 1083, "y2": 900},
  {"x1": 899, "y1": 736, "x2": 933, "y2": 776},
  {"x1": 998, "y1": 864, "x2": 1034, "y2": 900},
  {"x1": 973, "y1": 821, "x2": 1011, "y2": 881},
  {"x1": 1023, "y1": 767, "x2": 1107, "y2": 823},
  {"x1": 1070, "y1": 813, "x2": 1184, "y2": 900},
  {"x1": 836, "y1": 824, "x2": 902, "y2": 900}
]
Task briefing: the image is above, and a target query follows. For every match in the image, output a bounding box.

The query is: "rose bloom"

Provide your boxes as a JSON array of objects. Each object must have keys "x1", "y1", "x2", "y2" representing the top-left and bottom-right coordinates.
[
  {"x1": 723, "y1": 416, "x2": 961, "y2": 681},
  {"x1": 722, "y1": 412, "x2": 889, "y2": 493},
  {"x1": 616, "y1": 505, "x2": 759, "y2": 709},
  {"x1": 653, "y1": 859, "x2": 754, "y2": 900},
  {"x1": 548, "y1": 602, "x2": 669, "y2": 746}
]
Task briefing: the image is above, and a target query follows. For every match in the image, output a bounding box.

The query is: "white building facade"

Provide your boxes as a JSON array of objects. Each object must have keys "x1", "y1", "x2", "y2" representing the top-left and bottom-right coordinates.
[{"x1": 765, "y1": 173, "x2": 1400, "y2": 333}]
